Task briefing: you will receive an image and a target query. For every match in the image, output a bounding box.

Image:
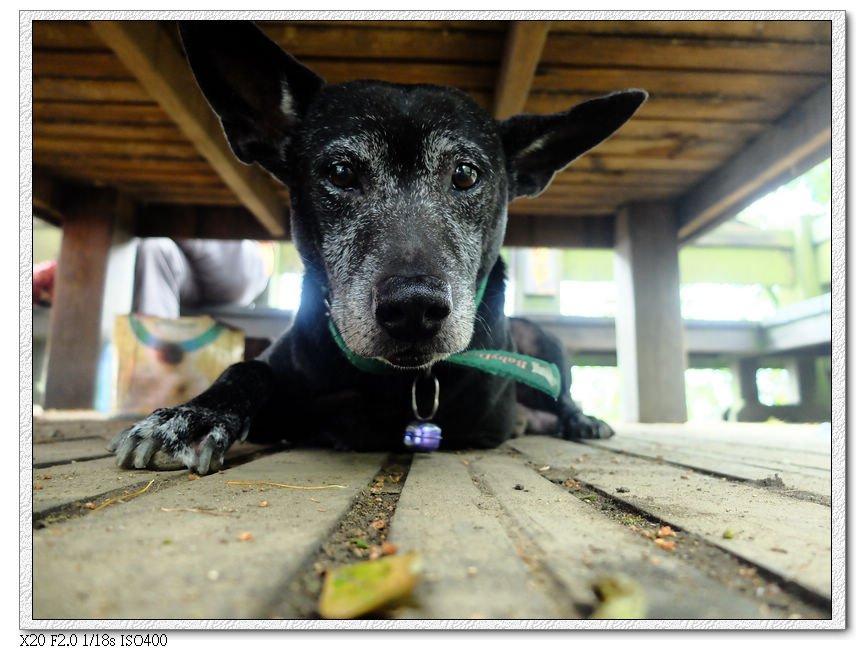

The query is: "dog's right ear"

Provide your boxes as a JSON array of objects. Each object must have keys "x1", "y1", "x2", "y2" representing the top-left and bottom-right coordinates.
[{"x1": 178, "y1": 21, "x2": 325, "y2": 169}]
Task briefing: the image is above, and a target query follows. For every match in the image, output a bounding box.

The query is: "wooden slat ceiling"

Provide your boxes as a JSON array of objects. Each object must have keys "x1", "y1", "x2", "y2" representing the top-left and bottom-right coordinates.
[{"x1": 31, "y1": 19, "x2": 833, "y2": 244}]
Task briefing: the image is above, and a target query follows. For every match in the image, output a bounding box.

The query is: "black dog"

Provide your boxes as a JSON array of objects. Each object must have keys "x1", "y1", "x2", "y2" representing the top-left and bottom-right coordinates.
[{"x1": 109, "y1": 22, "x2": 646, "y2": 475}]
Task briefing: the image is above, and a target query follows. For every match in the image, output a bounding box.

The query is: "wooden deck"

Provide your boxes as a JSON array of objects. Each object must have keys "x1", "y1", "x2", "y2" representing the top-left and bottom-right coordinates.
[{"x1": 26, "y1": 414, "x2": 836, "y2": 626}]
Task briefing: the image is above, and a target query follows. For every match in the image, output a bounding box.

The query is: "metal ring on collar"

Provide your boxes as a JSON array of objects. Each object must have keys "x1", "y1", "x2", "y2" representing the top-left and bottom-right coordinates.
[{"x1": 411, "y1": 372, "x2": 440, "y2": 421}]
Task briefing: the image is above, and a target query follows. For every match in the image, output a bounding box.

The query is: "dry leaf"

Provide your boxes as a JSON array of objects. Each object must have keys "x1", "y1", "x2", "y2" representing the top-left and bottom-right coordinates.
[{"x1": 319, "y1": 553, "x2": 422, "y2": 619}]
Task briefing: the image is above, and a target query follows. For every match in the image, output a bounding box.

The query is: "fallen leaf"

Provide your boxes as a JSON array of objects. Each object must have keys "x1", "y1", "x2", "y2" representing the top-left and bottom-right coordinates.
[
  {"x1": 657, "y1": 526, "x2": 677, "y2": 538},
  {"x1": 654, "y1": 538, "x2": 676, "y2": 551},
  {"x1": 590, "y1": 574, "x2": 648, "y2": 619},
  {"x1": 319, "y1": 553, "x2": 422, "y2": 619}
]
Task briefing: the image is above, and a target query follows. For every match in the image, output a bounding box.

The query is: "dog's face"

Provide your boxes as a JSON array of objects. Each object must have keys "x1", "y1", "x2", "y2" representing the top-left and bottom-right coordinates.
[
  {"x1": 179, "y1": 22, "x2": 646, "y2": 369},
  {"x1": 288, "y1": 81, "x2": 509, "y2": 367}
]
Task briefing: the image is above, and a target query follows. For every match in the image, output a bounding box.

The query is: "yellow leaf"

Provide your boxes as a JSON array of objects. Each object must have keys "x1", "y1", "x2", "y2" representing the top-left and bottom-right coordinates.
[{"x1": 318, "y1": 552, "x2": 422, "y2": 619}]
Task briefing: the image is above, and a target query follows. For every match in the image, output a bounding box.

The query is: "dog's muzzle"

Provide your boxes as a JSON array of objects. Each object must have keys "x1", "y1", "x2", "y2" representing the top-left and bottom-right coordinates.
[{"x1": 373, "y1": 275, "x2": 452, "y2": 343}]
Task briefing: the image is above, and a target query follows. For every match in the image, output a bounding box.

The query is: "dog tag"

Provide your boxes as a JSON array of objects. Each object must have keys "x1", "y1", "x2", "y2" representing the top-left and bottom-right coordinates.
[
  {"x1": 403, "y1": 371, "x2": 441, "y2": 452},
  {"x1": 403, "y1": 421, "x2": 442, "y2": 451}
]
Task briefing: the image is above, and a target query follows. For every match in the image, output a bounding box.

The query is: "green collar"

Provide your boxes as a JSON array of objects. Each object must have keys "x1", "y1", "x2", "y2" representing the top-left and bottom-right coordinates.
[{"x1": 323, "y1": 276, "x2": 562, "y2": 400}]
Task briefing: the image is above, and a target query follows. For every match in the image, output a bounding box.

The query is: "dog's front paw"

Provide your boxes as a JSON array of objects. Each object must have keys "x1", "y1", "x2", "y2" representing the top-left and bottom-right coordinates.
[
  {"x1": 108, "y1": 406, "x2": 249, "y2": 475},
  {"x1": 560, "y1": 409, "x2": 615, "y2": 440}
]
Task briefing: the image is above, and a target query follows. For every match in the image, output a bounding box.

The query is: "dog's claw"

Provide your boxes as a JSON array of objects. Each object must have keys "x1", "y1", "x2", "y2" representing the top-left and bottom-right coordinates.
[
  {"x1": 195, "y1": 443, "x2": 214, "y2": 477},
  {"x1": 113, "y1": 434, "x2": 138, "y2": 469},
  {"x1": 108, "y1": 405, "x2": 243, "y2": 476},
  {"x1": 133, "y1": 438, "x2": 158, "y2": 469}
]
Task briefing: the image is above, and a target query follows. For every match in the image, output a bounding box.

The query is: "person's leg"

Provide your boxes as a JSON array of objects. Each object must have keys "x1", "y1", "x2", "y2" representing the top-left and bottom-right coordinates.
[
  {"x1": 132, "y1": 238, "x2": 200, "y2": 318},
  {"x1": 176, "y1": 240, "x2": 268, "y2": 307}
]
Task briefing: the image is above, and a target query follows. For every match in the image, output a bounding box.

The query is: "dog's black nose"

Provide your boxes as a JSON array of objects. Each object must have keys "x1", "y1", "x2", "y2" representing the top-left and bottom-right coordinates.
[{"x1": 374, "y1": 275, "x2": 452, "y2": 341}]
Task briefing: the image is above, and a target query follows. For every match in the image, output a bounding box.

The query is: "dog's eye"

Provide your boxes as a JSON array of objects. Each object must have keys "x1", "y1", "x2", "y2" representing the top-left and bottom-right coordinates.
[
  {"x1": 327, "y1": 162, "x2": 358, "y2": 190},
  {"x1": 452, "y1": 163, "x2": 479, "y2": 191}
]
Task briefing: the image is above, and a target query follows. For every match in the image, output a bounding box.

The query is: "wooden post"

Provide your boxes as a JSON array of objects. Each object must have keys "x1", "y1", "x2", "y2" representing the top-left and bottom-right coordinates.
[
  {"x1": 614, "y1": 201, "x2": 688, "y2": 422},
  {"x1": 732, "y1": 357, "x2": 761, "y2": 408},
  {"x1": 44, "y1": 187, "x2": 117, "y2": 409}
]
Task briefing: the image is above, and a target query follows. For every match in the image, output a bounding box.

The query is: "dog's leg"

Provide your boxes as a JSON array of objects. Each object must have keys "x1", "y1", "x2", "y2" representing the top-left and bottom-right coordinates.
[
  {"x1": 510, "y1": 317, "x2": 613, "y2": 440},
  {"x1": 108, "y1": 360, "x2": 274, "y2": 474}
]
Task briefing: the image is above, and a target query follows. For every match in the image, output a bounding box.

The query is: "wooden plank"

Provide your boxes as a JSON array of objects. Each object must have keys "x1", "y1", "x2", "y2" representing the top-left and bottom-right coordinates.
[
  {"x1": 43, "y1": 187, "x2": 116, "y2": 409},
  {"x1": 505, "y1": 214, "x2": 614, "y2": 248},
  {"x1": 34, "y1": 101, "x2": 171, "y2": 125},
  {"x1": 136, "y1": 190, "x2": 243, "y2": 206},
  {"x1": 585, "y1": 426, "x2": 830, "y2": 497},
  {"x1": 34, "y1": 136, "x2": 203, "y2": 160},
  {"x1": 36, "y1": 157, "x2": 216, "y2": 176},
  {"x1": 608, "y1": 422, "x2": 830, "y2": 454},
  {"x1": 531, "y1": 66, "x2": 827, "y2": 99},
  {"x1": 569, "y1": 153, "x2": 723, "y2": 173},
  {"x1": 531, "y1": 183, "x2": 685, "y2": 202},
  {"x1": 35, "y1": 121, "x2": 190, "y2": 142},
  {"x1": 473, "y1": 452, "x2": 771, "y2": 618},
  {"x1": 33, "y1": 456, "x2": 187, "y2": 515},
  {"x1": 493, "y1": 21, "x2": 551, "y2": 119},
  {"x1": 32, "y1": 451, "x2": 386, "y2": 619},
  {"x1": 260, "y1": 22, "x2": 507, "y2": 62},
  {"x1": 32, "y1": 20, "x2": 108, "y2": 49},
  {"x1": 296, "y1": 59, "x2": 498, "y2": 89},
  {"x1": 550, "y1": 21, "x2": 832, "y2": 44},
  {"x1": 509, "y1": 203, "x2": 617, "y2": 217},
  {"x1": 509, "y1": 436, "x2": 832, "y2": 599},
  {"x1": 387, "y1": 452, "x2": 568, "y2": 618},
  {"x1": 33, "y1": 50, "x2": 133, "y2": 78},
  {"x1": 34, "y1": 414, "x2": 138, "y2": 443},
  {"x1": 555, "y1": 168, "x2": 701, "y2": 189},
  {"x1": 677, "y1": 83, "x2": 831, "y2": 241},
  {"x1": 33, "y1": 438, "x2": 114, "y2": 467},
  {"x1": 615, "y1": 117, "x2": 767, "y2": 142},
  {"x1": 589, "y1": 136, "x2": 738, "y2": 160},
  {"x1": 90, "y1": 21, "x2": 287, "y2": 236},
  {"x1": 43, "y1": 168, "x2": 223, "y2": 187},
  {"x1": 542, "y1": 33, "x2": 831, "y2": 74},
  {"x1": 264, "y1": 59, "x2": 826, "y2": 100},
  {"x1": 33, "y1": 77, "x2": 153, "y2": 103},
  {"x1": 135, "y1": 204, "x2": 280, "y2": 241},
  {"x1": 525, "y1": 92, "x2": 806, "y2": 122}
]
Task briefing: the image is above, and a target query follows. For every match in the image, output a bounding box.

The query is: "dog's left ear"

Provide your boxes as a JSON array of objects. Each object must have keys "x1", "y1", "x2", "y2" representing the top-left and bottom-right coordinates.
[
  {"x1": 178, "y1": 21, "x2": 325, "y2": 169},
  {"x1": 499, "y1": 89, "x2": 648, "y2": 200}
]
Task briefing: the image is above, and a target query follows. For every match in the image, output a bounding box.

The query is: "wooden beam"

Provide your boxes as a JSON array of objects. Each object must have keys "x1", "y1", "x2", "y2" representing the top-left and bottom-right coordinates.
[
  {"x1": 676, "y1": 83, "x2": 831, "y2": 242},
  {"x1": 136, "y1": 203, "x2": 288, "y2": 241},
  {"x1": 32, "y1": 168, "x2": 65, "y2": 225},
  {"x1": 90, "y1": 21, "x2": 287, "y2": 237},
  {"x1": 492, "y1": 21, "x2": 550, "y2": 120},
  {"x1": 504, "y1": 213, "x2": 613, "y2": 248}
]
